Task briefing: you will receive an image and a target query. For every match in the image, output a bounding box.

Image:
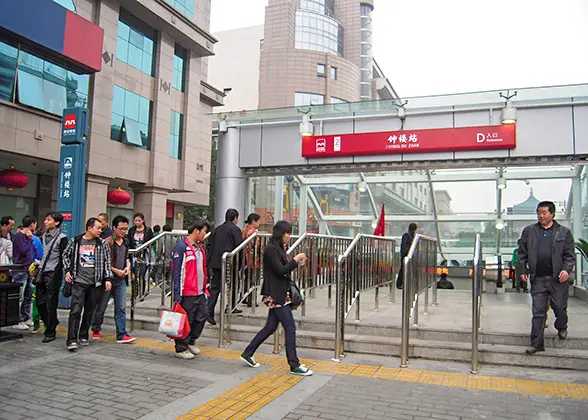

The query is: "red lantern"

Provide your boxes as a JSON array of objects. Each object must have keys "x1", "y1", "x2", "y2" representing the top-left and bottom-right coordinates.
[
  {"x1": 107, "y1": 187, "x2": 131, "y2": 206},
  {"x1": 0, "y1": 165, "x2": 28, "y2": 191}
]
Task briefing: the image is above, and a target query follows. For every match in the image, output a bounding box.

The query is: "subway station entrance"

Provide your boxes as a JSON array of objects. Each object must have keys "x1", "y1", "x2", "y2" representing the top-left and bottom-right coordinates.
[{"x1": 129, "y1": 84, "x2": 588, "y2": 372}]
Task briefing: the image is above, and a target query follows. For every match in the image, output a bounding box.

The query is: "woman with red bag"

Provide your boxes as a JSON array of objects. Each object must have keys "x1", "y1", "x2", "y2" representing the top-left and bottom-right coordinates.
[{"x1": 171, "y1": 219, "x2": 211, "y2": 360}]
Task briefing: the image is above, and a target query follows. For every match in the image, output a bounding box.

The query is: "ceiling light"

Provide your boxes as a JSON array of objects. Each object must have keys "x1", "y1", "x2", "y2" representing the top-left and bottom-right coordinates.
[
  {"x1": 299, "y1": 114, "x2": 314, "y2": 136},
  {"x1": 495, "y1": 218, "x2": 505, "y2": 230},
  {"x1": 501, "y1": 100, "x2": 517, "y2": 124},
  {"x1": 496, "y1": 176, "x2": 507, "y2": 190},
  {"x1": 358, "y1": 181, "x2": 367, "y2": 193}
]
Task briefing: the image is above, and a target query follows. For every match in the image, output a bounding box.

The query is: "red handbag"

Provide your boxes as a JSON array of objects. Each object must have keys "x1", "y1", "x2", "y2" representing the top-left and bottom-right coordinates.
[{"x1": 166, "y1": 302, "x2": 191, "y2": 340}]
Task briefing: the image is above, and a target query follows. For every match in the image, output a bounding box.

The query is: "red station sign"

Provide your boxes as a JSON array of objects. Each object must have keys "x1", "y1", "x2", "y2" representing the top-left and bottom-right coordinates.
[{"x1": 301, "y1": 124, "x2": 516, "y2": 158}]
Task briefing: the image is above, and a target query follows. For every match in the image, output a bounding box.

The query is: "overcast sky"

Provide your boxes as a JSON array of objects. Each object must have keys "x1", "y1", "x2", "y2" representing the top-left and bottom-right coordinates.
[{"x1": 210, "y1": 0, "x2": 588, "y2": 213}]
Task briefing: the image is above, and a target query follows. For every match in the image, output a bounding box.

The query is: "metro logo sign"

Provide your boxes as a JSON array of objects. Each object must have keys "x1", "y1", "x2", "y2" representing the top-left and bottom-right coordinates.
[
  {"x1": 64, "y1": 114, "x2": 76, "y2": 128},
  {"x1": 302, "y1": 125, "x2": 516, "y2": 158}
]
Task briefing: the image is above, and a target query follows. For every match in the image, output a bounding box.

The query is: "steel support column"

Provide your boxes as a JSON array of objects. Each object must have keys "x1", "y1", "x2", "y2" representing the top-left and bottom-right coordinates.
[{"x1": 215, "y1": 127, "x2": 246, "y2": 225}]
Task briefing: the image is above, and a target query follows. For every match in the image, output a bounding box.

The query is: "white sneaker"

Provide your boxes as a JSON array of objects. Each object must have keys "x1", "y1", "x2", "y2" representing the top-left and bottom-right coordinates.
[
  {"x1": 175, "y1": 350, "x2": 195, "y2": 360},
  {"x1": 25, "y1": 319, "x2": 34, "y2": 327},
  {"x1": 13, "y1": 322, "x2": 29, "y2": 330},
  {"x1": 108, "y1": 298, "x2": 114, "y2": 306},
  {"x1": 187, "y1": 345, "x2": 201, "y2": 355}
]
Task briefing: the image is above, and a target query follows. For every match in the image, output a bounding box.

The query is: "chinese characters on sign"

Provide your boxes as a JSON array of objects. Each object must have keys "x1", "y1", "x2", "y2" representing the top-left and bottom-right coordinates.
[
  {"x1": 302, "y1": 124, "x2": 516, "y2": 158},
  {"x1": 60, "y1": 157, "x2": 74, "y2": 200}
]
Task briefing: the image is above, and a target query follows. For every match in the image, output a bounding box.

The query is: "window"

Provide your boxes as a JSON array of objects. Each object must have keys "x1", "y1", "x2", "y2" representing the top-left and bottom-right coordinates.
[
  {"x1": 169, "y1": 110, "x2": 183, "y2": 159},
  {"x1": 172, "y1": 45, "x2": 186, "y2": 92},
  {"x1": 330, "y1": 66, "x2": 337, "y2": 80},
  {"x1": 330, "y1": 97, "x2": 347, "y2": 104},
  {"x1": 317, "y1": 63, "x2": 326, "y2": 76},
  {"x1": 111, "y1": 85, "x2": 152, "y2": 150},
  {"x1": 0, "y1": 41, "x2": 89, "y2": 115},
  {"x1": 165, "y1": 0, "x2": 195, "y2": 20},
  {"x1": 295, "y1": 10, "x2": 344, "y2": 56},
  {"x1": 295, "y1": 92, "x2": 325, "y2": 107},
  {"x1": 117, "y1": 12, "x2": 155, "y2": 76},
  {"x1": 52, "y1": 0, "x2": 76, "y2": 12}
]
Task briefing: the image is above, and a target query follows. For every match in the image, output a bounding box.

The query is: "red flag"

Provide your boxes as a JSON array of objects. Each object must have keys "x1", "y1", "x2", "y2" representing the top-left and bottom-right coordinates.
[{"x1": 373, "y1": 203, "x2": 385, "y2": 236}]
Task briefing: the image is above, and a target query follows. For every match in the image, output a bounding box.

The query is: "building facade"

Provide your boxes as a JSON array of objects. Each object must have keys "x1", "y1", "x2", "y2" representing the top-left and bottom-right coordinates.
[{"x1": 0, "y1": 0, "x2": 223, "y2": 228}]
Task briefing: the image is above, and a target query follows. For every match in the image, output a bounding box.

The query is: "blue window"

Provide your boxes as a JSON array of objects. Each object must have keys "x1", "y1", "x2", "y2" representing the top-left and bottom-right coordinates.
[
  {"x1": 117, "y1": 12, "x2": 155, "y2": 76},
  {"x1": 52, "y1": 0, "x2": 76, "y2": 12},
  {"x1": 0, "y1": 40, "x2": 89, "y2": 115},
  {"x1": 111, "y1": 85, "x2": 152, "y2": 150},
  {"x1": 169, "y1": 110, "x2": 183, "y2": 159},
  {"x1": 172, "y1": 45, "x2": 186, "y2": 92},
  {"x1": 166, "y1": 0, "x2": 195, "y2": 20}
]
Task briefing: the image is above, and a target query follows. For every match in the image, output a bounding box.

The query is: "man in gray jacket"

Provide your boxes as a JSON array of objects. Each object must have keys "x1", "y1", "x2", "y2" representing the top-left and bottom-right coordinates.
[{"x1": 517, "y1": 201, "x2": 575, "y2": 354}]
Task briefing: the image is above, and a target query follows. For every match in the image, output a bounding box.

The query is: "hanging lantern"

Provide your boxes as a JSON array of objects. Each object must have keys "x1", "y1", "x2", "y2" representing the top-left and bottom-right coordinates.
[
  {"x1": 107, "y1": 187, "x2": 131, "y2": 206},
  {"x1": 0, "y1": 165, "x2": 28, "y2": 191}
]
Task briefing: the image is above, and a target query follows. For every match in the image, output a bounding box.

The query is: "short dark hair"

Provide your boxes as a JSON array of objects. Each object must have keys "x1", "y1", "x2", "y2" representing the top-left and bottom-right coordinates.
[
  {"x1": 98, "y1": 213, "x2": 108, "y2": 221},
  {"x1": 112, "y1": 215, "x2": 129, "y2": 229},
  {"x1": 153, "y1": 225, "x2": 161, "y2": 233},
  {"x1": 46, "y1": 211, "x2": 64, "y2": 227},
  {"x1": 188, "y1": 218, "x2": 211, "y2": 234},
  {"x1": 537, "y1": 201, "x2": 556, "y2": 215},
  {"x1": 1, "y1": 216, "x2": 13, "y2": 226},
  {"x1": 22, "y1": 216, "x2": 33, "y2": 228},
  {"x1": 86, "y1": 217, "x2": 100, "y2": 231},
  {"x1": 408, "y1": 223, "x2": 418, "y2": 233},
  {"x1": 225, "y1": 209, "x2": 239, "y2": 222},
  {"x1": 271, "y1": 220, "x2": 292, "y2": 245},
  {"x1": 163, "y1": 224, "x2": 173, "y2": 232},
  {"x1": 245, "y1": 213, "x2": 261, "y2": 225},
  {"x1": 133, "y1": 212, "x2": 145, "y2": 221}
]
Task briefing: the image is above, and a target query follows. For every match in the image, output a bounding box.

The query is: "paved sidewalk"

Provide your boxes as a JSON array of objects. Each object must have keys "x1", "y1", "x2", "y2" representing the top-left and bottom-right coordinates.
[{"x1": 1, "y1": 326, "x2": 587, "y2": 420}]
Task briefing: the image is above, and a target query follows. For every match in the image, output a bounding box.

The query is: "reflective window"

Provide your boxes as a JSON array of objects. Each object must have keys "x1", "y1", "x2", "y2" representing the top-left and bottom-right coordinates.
[
  {"x1": 172, "y1": 45, "x2": 186, "y2": 92},
  {"x1": 117, "y1": 12, "x2": 155, "y2": 76},
  {"x1": 295, "y1": 10, "x2": 344, "y2": 56},
  {"x1": 300, "y1": 0, "x2": 335, "y2": 17},
  {"x1": 295, "y1": 92, "x2": 325, "y2": 106},
  {"x1": 330, "y1": 66, "x2": 337, "y2": 80},
  {"x1": 360, "y1": 4, "x2": 374, "y2": 100},
  {"x1": 52, "y1": 0, "x2": 76, "y2": 12},
  {"x1": 169, "y1": 110, "x2": 183, "y2": 159},
  {"x1": 111, "y1": 85, "x2": 152, "y2": 150},
  {"x1": 317, "y1": 63, "x2": 326, "y2": 75},
  {"x1": 330, "y1": 97, "x2": 347, "y2": 104},
  {"x1": 0, "y1": 41, "x2": 89, "y2": 114},
  {"x1": 166, "y1": 0, "x2": 195, "y2": 20}
]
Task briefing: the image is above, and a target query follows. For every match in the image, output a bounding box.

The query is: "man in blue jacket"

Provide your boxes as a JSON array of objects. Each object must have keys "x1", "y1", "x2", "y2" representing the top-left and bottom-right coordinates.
[{"x1": 12, "y1": 216, "x2": 35, "y2": 330}]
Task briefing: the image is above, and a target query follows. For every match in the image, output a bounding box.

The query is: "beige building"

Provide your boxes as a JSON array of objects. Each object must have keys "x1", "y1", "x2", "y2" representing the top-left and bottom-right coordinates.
[{"x1": 0, "y1": 0, "x2": 223, "y2": 228}]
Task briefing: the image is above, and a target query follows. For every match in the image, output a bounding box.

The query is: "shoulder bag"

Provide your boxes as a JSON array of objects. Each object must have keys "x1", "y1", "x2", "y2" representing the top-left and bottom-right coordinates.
[{"x1": 32, "y1": 233, "x2": 61, "y2": 286}]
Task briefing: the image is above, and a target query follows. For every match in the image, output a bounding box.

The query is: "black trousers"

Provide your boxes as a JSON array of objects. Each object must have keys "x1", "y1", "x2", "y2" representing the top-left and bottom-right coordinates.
[
  {"x1": 207, "y1": 268, "x2": 239, "y2": 318},
  {"x1": 36, "y1": 271, "x2": 61, "y2": 338},
  {"x1": 67, "y1": 283, "x2": 102, "y2": 344},
  {"x1": 396, "y1": 261, "x2": 405, "y2": 289},
  {"x1": 530, "y1": 276, "x2": 569, "y2": 348},
  {"x1": 175, "y1": 295, "x2": 208, "y2": 353}
]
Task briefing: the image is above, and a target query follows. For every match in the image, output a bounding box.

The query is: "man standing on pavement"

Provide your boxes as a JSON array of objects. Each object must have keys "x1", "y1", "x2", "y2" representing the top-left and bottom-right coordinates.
[
  {"x1": 63, "y1": 218, "x2": 113, "y2": 351},
  {"x1": 12, "y1": 216, "x2": 35, "y2": 330},
  {"x1": 172, "y1": 218, "x2": 210, "y2": 359},
  {"x1": 396, "y1": 223, "x2": 418, "y2": 289},
  {"x1": 206, "y1": 209, "x2": 243, "y2": 325},
  {"x1": 36, "y1": 212, "x2": 68, "y2": 343},
  {"x1": 517, "y1": 201, "x2": 575, "y2": 354},
  {"x1": 1, "y1": 215, "x2": 15, "y2": 242},
  {"x1": 98, "y1": 213, "x2": 113, "y2": 245},
  {"x1": 91, "y1": 215, "x2": 136, "y2": 344}
]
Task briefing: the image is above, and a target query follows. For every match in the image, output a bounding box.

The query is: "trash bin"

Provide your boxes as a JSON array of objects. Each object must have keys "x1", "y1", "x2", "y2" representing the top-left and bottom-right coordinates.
[{"x1": 0, "y1": 282, "x2": 23, "y2": 342}]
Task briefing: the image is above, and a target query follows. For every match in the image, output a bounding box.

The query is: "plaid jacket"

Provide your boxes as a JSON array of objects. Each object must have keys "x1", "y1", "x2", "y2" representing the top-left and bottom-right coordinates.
[{"x1": 63, "y1": 235, "x2": 113, "y2": 286}]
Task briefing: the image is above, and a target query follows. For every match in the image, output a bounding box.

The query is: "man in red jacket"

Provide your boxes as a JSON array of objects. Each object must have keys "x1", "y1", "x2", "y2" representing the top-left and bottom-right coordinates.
[{"x1": 172, "y1": 218, "x2": 211, "y2": 360}]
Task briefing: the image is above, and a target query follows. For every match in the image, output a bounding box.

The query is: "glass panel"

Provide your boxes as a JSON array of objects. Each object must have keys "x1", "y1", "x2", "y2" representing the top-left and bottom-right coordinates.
[
  {"x1": 330, "y1": 66, "x2": 337, "y2": 80},
  {"x1": 17, "y1": 70, "x2": 45, "y2": 110},
  {"x1": 0, "y1": 42, "x2": 18, "y2": 101},
  {"x1": 122, "y1": 118, "x2": 143, "y2": 146},
  {"x1": 127, "y1": 44, "x2": 142, "y2": 70},
  {"x1": 124, "y1": 90, "x2": 140, "y2": 121},
  {"x1": 116, "y1": 37, "x2": 129, "y2": 62},
  {"x1": 129, "y1": 29, "x2": 144, "y2": 48},
  {"x1": 117, "y1": 17, "x2": 155, "y2": 76},
  {"x1": 141, "y1": 50, "x2": 152, "y2": 75},
  {"x1": 112, "y1": 85, "x2": 125, "y2": 115},
  {"x1": 118, "y1": 21, "x2": 130, "y2": 41},
  {"x1": 52, "y1": 0, "x2": 76, "y2": 12},
  {"x1": 111, "y1": 111, "x2": 123, "y2": 141},
  {"x1": 139, "y1": 96, "x2": 150, "y2": 125},
  {"x1": 111, "y1": 85, "x2": 152, "y2": 150}
]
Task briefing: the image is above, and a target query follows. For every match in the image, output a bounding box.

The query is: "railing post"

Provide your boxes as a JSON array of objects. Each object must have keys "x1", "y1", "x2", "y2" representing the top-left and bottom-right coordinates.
[
  {"x1": 374, "y1": 284, "x2": 379, "y2": 311},
  {"x1": 424, "y1": 283, "x2": 429, "y2": 315},
  {"x1": 413, "y1": 293, "x2": 419, "y2": 326},
  {"x1": 471, "y1": 234, "x2": 481, "y2": 374},
  {"x1": 333, "y1": 259, "x2": 343, "y2": 362},
  {"x1": 355, "y1": 291, "x2": 360, "y2": 321},
  {"x1": 400, "y1": 256, "x2": 410, "y2": 368},
  {"x1": 130, "y1": 272, "x2": 135, "y2": 332},
  {"x1": 432, "y1": 282, "x2": 438, "y2": 306},
  {"x1": 219, "y1": 253, "x2": 228, "y2": 348},
  {"x1": 327, "y1": 283, "x2": 332, "y2": 308},
  {"x1": 273, "y1": 328, "x2": 280, "y2": 354}
]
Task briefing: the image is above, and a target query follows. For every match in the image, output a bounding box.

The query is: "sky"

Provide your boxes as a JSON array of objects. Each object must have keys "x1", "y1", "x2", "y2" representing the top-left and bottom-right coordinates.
[{"x1": 210, "y1": 0, "x2": 588, "y2": 213}]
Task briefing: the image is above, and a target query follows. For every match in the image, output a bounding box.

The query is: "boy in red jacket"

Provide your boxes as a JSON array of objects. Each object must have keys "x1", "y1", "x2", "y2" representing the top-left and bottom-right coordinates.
[{"x1": 172, "y1": 219, "x2": 211, "y2": 359}]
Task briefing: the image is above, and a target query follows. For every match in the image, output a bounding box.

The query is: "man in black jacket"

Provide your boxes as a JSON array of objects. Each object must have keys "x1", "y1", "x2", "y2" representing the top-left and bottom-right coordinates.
[
  {"x1": 206, "y1": 209, "x2": 243, "y2": 324},
  {"x1": 396, "y1": 223, "x2": 418, "y2": 289},
  {"x1": 517, "y1": 201, "x2": 575, "y2": 354}
]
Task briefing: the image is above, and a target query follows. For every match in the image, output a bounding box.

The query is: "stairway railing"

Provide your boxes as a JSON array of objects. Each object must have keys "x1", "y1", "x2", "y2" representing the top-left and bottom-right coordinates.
[{"x1": 471, "y1": 233, "x2": 483, "y2": 374}]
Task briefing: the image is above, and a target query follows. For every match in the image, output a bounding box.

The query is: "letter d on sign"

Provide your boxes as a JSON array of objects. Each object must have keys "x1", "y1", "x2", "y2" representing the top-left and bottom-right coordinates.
[{"x1": 477, "y1": 133, "x2": 485, "y2": 143}]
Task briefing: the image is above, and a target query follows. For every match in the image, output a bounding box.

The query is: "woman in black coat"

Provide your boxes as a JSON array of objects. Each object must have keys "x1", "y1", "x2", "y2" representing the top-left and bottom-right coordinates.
[{"x1": 240, "y1": 221, "x2": 312, "y2": 376}]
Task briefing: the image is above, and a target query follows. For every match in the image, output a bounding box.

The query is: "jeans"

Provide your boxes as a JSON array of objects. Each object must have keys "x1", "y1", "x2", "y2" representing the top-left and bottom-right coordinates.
[
  {"x1": 243, "y1": 305, "x2": 300, "y2": 369},
  {"x1": 175, "y1": 295, "x2": 208, "y2": 353},
  {"x1": 36, "y1": 271, "x2": 61, "y2": 338},
  {"x1": 13, "y1": 271, "x2": 33, "y2": 322},
  {"x1": 67, "y1": 283, "x2": 102, "y2": 345},
  {"x1": 91, "y1": 279, "x2": 128, "y2": 340},
  {"x1": 530, "y1": 276, "x2": 569, "y2": 348}
]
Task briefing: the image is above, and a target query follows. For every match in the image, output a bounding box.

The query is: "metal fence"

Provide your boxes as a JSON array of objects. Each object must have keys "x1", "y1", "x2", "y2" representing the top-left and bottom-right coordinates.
[
  {"x1": 471, "y1": 233, "x2": 483, "y2": 374},
  {"x1": 400, "y1": 234, "x2": 438, "y2": 368},
  {"x1": 333, "y1": 234, "x2": 398, "y2": 361}
]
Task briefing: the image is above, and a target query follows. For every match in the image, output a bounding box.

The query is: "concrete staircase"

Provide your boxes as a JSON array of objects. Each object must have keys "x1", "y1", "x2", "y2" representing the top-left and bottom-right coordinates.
[{"x1": 107, "y1": 296, "x2": 588, "y2": 371}]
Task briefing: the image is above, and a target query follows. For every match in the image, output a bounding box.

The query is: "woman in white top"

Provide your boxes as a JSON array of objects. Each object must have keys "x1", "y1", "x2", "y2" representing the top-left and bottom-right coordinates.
[{"x1": 0, "y1": 225, "x2": 13, "y2": 265}]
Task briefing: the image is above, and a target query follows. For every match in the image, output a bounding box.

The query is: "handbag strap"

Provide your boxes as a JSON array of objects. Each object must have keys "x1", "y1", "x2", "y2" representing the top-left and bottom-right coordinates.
[{"x1": 39, "y1": 232, "x2": 61, "y2": 272}]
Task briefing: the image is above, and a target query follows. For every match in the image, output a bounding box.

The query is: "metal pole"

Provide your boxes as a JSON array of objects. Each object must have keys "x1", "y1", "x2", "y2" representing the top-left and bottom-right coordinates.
[
  {"x1": 375, "y1": 283, "x2": 379, "y2": 311},
  {"x1": 333, "y1": 258, "x2": 343, "y2": 361},
  {"x1": 218, "y1": 253, "x2": 228, "y2": 348},
  {"x1": 471, "y1": 242, "x2": 480, "y2": 374},
  {"x1": 273, "y1": 327, "x2": 280, "y2": 354},
  {"x1": 424, "y1": 283, "x2": 429, "y2": 315},
  {"x1": 413, "y1": 294, "x2": 419, "y2": 326},
  {"x1": 356, "y1": 292, "x2": 361, "y2": 321},
  {"x1": 400, "y1": 256, "x2": 410, "y2": 368},
  {"x1": 327, "y1": 284, "x2": 332, "y2": 308}
]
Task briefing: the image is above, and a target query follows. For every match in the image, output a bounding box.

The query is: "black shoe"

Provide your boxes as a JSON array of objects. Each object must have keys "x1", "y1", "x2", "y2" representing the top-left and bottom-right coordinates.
[
  {"x1": 525, "y1": 346, "x2": 545, "y2": 354},
  {"x1": 42, "y1": 335, "x2": 56, "y2": 343},
  {"x1": 207, "y1": 317, "x2": 217, "y2": 326},
  {"x1": 558, "y1": 329, "x2": 568, "y2": 340},
  {"x1": 396, "y1": 284, "x2": 403, "y2": 290},
  {"x1": 233, "y1": 308, "x2": 243, "y2": 314}
]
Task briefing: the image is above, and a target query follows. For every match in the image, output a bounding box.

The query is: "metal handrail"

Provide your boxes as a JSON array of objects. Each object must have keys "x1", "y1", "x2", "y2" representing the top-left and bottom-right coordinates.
[
  {"x1": 471, "y1": 233, "x2": 483, "y2": 374},
  {"x1": 400, "y1": 234, "x2": 438, "y2": 368},
  {"x1": 333, "y1": 233, "x2": 398, "y2": 361},
  {"x1": 128, "y1": 230, "x2": 210, "y2": 253}
]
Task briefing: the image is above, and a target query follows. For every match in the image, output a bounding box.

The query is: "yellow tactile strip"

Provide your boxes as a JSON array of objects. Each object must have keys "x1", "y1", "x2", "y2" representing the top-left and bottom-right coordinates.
[
  {"x1": 177, "y1": 372, "x2": 302, "y2": 420},
  {"x1": 53, "y1": 326, "x2": 588, "y2": 402}
]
